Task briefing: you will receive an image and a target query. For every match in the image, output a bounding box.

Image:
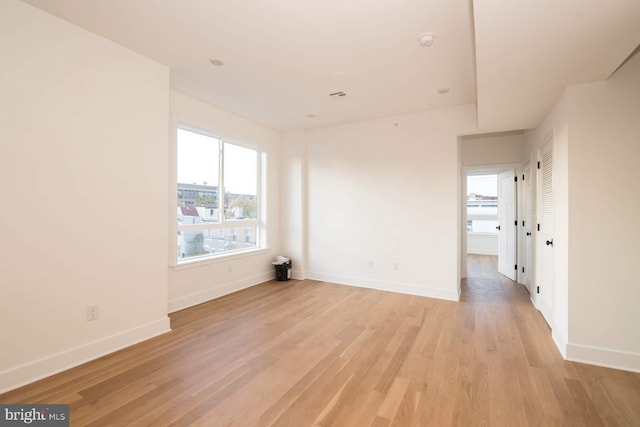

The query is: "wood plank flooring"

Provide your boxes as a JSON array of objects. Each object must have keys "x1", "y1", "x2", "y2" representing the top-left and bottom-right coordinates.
[{"x1": 2, "y1": 255, "x2": 639, "y2": 426}]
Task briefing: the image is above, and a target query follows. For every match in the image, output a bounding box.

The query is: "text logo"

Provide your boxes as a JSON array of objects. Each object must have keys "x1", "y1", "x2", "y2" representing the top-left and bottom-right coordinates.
[{"x1": 1, "y1": 405, "x2": 69, "y2": 426}]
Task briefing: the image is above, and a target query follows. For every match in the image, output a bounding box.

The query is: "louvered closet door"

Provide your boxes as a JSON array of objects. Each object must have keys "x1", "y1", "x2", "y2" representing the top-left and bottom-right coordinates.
[{"x1": 538, "y1": 140, "x2": 554, "y2": 325}]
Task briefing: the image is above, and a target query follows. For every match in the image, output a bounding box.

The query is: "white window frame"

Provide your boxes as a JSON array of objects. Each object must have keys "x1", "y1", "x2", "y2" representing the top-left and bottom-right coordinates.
[
  {"x1": 172, "y1": 124, "x2": 264, "y2": 267},
  {"x1": 466, "y1": 174, "x2": 499, "y2": 235}
]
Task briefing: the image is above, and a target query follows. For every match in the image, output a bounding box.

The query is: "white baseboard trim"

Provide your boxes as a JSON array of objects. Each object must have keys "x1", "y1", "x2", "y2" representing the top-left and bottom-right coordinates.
[
  {"x1": 552, "y1": 328, "x2": 567, "y2": 359},
  {"x1": 168, "y1": 271, "x2": 274, "y2": 313},
  {"x1": 466, "y1": 250, "x2": 499, "y2": 256},
  {"x1": 307, "y1": 271, "x2": 460, "y2": 302},
  {"x1": 526, "y1": 295, "x2": 565, "y2": 358},
  {"x1": 566, "y1": 343, "x2": 640, "y2": 373},
  {"x1": 538, "y1": 300, "x2": 554, "y2": 329},
  {"x1": 291, "y1": 269, "x2": 306, "y2": 280},
  {"x1": 530, "y1": 295, "x2": 539, "y2": 310},
  {"x1": 0, "y1": 317, "x2": 171, "y2": 395}
]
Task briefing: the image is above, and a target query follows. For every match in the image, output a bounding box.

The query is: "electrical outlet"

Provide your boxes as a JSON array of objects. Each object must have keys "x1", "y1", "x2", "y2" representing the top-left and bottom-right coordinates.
[
  {"x1": 368, "y1": 260, "x2": 374, "y2": 269},
  {"x1": 392, "y1": 262, "x2": 399, "y2": 271},
  {"x1": 87, "y1": 305, "x2": 99, "y2": 321}
]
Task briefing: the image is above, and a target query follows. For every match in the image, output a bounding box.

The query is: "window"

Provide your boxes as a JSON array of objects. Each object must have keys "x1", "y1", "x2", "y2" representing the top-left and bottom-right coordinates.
[
  {"x1": 467, "y1": 174, "x2": 498, "y2": 234},
  {"x1": 176, "y1": 127, "x2": 260, "y2": 262}
]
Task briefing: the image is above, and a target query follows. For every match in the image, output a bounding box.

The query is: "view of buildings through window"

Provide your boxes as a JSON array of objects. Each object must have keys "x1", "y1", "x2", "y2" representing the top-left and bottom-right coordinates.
[
  {"x1": 467, "y1": 174, "x2": 498, "y2": 233},
  {"x1": 177, "y1": 128, "x2": 260, "y2": 261}
]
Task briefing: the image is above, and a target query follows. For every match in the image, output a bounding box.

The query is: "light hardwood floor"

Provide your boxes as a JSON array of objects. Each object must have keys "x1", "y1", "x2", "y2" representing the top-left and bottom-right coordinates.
[{"x1": 2, "y1": 255, "x2": 639, "y2": 426}]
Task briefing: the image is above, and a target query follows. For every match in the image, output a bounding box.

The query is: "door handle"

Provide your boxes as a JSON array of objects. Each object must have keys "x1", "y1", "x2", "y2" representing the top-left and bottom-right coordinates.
[
  {"x1": 496, "y1": 225, "x2": 501, "y2": 231},
  {"x1": 526, "y1": 232, "x2": 531, "y2": 236},
  {"x1": 546, "y1": 239, "x2": 553, "y2": 247}
]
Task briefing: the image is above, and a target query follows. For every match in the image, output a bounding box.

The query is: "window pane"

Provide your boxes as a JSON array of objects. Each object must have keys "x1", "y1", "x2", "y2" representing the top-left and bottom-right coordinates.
[
  {"x1": 177, "y1": 226, "x2": 257, "y2": 261},
  {"x1": 467, "y1": 174, "x2": 497, "y2": 216},
  {"x1": 177, "y1": 129, "x2": 220, "y2": 222},
  {"x1": 224, "y1": 143, "x2": 257, "y2": 220},
  {"x1": 175, "y1": 128, "x2": 262, "y2": 264}
]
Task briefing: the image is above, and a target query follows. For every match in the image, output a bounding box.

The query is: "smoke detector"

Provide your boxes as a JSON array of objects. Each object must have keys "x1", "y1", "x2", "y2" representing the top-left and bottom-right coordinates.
[{"x1": 418, "y1": 32, "x2": 435, "y2": 47}]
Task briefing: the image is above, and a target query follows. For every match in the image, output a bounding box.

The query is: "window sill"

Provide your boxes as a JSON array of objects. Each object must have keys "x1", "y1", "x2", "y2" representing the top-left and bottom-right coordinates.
[
  {"x1": 170, "y1": 247, "x2": 269, "y2": 271},
  {"x1": 467, "y1": 232, "x2": 499, "y2": 236}
]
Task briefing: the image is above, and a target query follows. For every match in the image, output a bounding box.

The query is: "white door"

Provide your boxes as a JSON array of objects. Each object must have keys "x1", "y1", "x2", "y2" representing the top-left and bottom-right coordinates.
[
  {"x1": 523, "y1": 164, "x2": 533, "y2": 294},
  {"x1": 538, "y1": 141, "x2": 554, "y2": 324},
  {"x1": 498, "y1": 169, "x2": 517, "y2": 280}
]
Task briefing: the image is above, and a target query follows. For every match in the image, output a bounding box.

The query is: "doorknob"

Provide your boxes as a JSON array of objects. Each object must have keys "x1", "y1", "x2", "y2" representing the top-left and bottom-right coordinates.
[
  {"x1": 496, "y1": 225, "x2": 501, "y2": 230},
  {"x1": 526, "y1": 232, "x2": 531, "y2": 236},
  {"x1": 546, "y1": 239, "x2": 553, "y2": 247}
]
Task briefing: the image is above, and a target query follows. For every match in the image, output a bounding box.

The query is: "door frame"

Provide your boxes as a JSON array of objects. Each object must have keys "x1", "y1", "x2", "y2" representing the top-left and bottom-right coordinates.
[{"x1": 461, "y1": 163, "x2": 521, "y2": 279}]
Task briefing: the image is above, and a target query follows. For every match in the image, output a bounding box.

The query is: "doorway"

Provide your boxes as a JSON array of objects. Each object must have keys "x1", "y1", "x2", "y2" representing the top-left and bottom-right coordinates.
[{"x1": 465, "y1": 169, "x2": 517, "y2": 282}]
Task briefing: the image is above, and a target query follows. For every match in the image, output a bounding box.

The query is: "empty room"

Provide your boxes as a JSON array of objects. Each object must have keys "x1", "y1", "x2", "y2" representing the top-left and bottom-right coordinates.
[{"x1": 1, "y1": 0, "x2": 639, "y2": 425}]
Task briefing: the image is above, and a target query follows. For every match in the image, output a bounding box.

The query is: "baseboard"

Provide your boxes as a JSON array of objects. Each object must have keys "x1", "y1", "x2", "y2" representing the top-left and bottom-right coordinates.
[
  {"x1": 566, "y1": 343, "x2": 640, "y2": 373},
  {"x1": 168, "y1": 271, "x2": 274, "y2": 313},
  {"x1": 291, "y1": 269, "x2": 306, "y2": 280},
  {"x1": 466, "y1": 250, "x2": 499, "y2": 256},
  {"x1": 529, "y1": 295, "x2": 538, "y2": 310},
  {"x1": 525, "y1": 294, "x2": 562, "y2": 357},
  {"x1": 0, "y1": 317, "x2": 170, "y2": 394},
  {"x1": 307, "y1": 271, "x2": 460, "y2": 302},
  {"x1": 538, "y1": 300, "x2": 553, "y2": 329},
  {"x1": 552, "y1": 328, "x2": 567, "y2": 358}
]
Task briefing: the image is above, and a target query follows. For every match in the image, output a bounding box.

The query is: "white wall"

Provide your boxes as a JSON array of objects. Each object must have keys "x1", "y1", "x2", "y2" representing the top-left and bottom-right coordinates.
[
  {"x1": 460, "y1": 131, "x2": 525, "y2": 166},
  {"x1": 168, "y1": 91, "x2": 281, "y2": 312},
  {"x1": 280, "y1": 130, "x2": 307, "y2": 279},
  {"x1": 304, "y1": 105, "x2": 477, "y2": 301},
  {"x1": 467, "y1": 234, "x2": 498, "y2": 255},
  {"x1": 565, "y1": 52, "x2": 640, "y2": 371},
  {"x1": 0, "y1": 1, "x2": 170, "y2": 393}
]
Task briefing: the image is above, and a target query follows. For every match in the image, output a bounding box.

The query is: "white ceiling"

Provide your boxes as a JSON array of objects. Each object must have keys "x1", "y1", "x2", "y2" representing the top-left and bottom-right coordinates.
[
  {"x1": 473, "y1": 0, "x2": 640, "y2": 131},
  {"x1": 20, "y1": 0, "x2": 640, "y2": 132}
]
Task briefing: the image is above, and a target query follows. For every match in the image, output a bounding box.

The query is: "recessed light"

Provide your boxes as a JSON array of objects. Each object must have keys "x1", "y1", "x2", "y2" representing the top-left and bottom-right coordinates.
[
  {"x1": 418, "y1": 32, "x2": 435, "y2": 47},
  {"x1": 437, "y1": 88, "x2": 450, "y2": 94},
  {"x1": 209, "y1": 58, "x2": 224, "y2": 66}
]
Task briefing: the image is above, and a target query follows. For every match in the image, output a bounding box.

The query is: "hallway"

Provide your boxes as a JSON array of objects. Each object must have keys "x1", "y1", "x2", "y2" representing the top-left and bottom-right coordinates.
[{"x1": 462, "y1": 254, "x2": 640, "y2": 425}]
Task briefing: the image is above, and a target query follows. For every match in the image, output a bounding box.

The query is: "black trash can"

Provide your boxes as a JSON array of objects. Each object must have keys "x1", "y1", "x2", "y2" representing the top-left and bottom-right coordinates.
[{"x1": 274, "y1": 260, "x2": 292, "y2": 281}]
